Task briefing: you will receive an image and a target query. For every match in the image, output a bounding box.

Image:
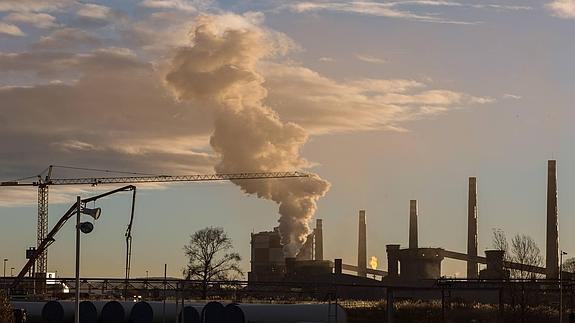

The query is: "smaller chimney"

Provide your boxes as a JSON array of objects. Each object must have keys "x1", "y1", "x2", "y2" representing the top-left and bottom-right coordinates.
[
  {"x1": 334, "y1": 259, "x2": 342, "y2": 274},
  {"x1": 409, "y1": 200, "x2": 418, "y2": 249},
  {"x1": 315, "y1": 219, "x2": 323, "y2": 261},
  {"x1": 358, "y1": 210, "x2": 367, "y2": 277},
  {"x1": 386, "y1": 244, "x2": 400, "y2": 278}
]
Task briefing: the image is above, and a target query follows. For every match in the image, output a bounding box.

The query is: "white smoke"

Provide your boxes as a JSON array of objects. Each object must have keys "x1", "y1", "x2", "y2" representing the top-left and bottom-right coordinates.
[{"x1": 165, "y1": 14, "x2": 330, "y2": 256}]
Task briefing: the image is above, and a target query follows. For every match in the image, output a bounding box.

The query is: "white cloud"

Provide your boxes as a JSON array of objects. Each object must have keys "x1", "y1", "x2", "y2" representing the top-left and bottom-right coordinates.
[
  {"x1": 546, "y1": 0, "x2": 575, "y2": 18},
  {"x1": 0, "y1": 0, "x2": 73, "y2": 13},
  {"x1": 140, "y1": 0, "x2": 197, "y2": 12},
  {"x1": 33, "y1": 28, "x2": 101, "y2": 50},
  {"x1": 0, "y1": 22, "x2": 25, "y2": 36},
  {"x1": 4, "y1": 12, "x2": 58, "y2": 29},
  {"x1": 503, "y1": 93, "x2": 522, "y2": 100},
  {"x1": 355, "y1": 54, "x2": 386, "y2": 64},
  {"x1": 76, "y1": 3, "x2": 114, "y2": 20},
  {"x1": 319, "y1": 57, "x2": 335, "y2": 62}
]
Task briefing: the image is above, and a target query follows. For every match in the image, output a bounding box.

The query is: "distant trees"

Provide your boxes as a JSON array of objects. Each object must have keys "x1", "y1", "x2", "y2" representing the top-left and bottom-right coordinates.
[
  {"x1": 183, "y1": 227, "x2": 243, "y2": 299},
  {"x1": 0, "y1": 291, "x2": 13, "y2": 323},
  {"x1": 562, "y1": 257, "x2": 575, "y2": 273},
  {"x1": 491, "y1": 229, "x2": 543, "y2": 279}
]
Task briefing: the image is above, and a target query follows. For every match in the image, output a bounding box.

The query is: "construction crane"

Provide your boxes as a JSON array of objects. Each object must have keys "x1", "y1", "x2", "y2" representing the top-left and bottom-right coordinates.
[{"x1": 1, "y1": 165, "x2": 309, "y2": 277}]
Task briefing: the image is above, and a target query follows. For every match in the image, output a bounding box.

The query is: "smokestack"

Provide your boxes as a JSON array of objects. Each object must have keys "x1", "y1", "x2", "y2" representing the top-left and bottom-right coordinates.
[
  {"x1": 334, "y1": 259, "x2": 342, "y2": 274},
  {"x1": 358, "y1": 210, "x2": 367, "y2": 277},
  {"x1": 315, "y1": 219, "x2": 323, "y2": 261},
  {"x1": 546, "y1": 160, "x2": 559, "y2": 279},
  {"x1": 467, "y1": 177, "x2": 478, "y2": 279},
  {"x1": 409, "y1": 200, "x2": 418, "y2": 249}
]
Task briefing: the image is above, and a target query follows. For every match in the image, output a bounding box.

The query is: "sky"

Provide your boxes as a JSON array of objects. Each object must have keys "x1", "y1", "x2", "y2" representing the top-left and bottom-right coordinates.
[{"x1": 1, "y1": 0, "x2": 575, "y2": 279}]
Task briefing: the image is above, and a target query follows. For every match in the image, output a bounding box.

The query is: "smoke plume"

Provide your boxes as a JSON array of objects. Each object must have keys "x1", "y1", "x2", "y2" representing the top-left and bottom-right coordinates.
[{"x1": 165, "y1": 15, "x2": 330, "y2": 256}]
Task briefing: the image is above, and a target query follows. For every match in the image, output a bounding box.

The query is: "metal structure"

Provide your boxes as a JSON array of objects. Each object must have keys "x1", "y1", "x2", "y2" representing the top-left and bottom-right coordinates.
[{"x1": 1, "y1": 165, "x2": 308, "y2": 278}]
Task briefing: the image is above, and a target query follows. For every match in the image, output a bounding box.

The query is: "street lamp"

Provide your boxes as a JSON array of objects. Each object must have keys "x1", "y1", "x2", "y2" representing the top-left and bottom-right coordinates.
[
  {"x1": 560, "y1": 250, "x2": 568, "y2": 323},
  {"x1": 74, "y1": 197, "x2": 102, "y2": 323}
]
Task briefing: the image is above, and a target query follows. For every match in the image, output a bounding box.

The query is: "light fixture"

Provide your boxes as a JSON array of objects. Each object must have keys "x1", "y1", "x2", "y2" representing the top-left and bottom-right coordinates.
[{"x1": 81, "y1": 207, "x2": 101, "y2": 220}]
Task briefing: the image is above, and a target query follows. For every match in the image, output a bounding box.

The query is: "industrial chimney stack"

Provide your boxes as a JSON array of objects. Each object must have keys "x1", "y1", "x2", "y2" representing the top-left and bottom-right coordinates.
[
  {"x1": 315, "y1": 219, "x2": 323, "y2": 261},
  {"x1": 409, "y1": 200, "x2": 418, "y2": 249},
  {"x1": 358, "y1": 210, "x2": 367, "y2": 277},
  {"x1": 546, "y1": 160, "x2": 559, "y2": 279},
  {"x1": 467, "y1": 177, "x2": 478, "y2": 279}
]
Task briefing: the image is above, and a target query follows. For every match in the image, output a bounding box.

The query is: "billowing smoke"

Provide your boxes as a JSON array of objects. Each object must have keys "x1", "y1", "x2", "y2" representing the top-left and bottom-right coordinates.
[{"x1": 165, "y1": 15, "x2": 330, "y2": 256}]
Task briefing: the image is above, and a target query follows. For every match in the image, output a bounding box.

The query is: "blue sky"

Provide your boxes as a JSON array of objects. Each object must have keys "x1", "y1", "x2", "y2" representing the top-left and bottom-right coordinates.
[{"x1": 1, "y1": 0, "x2": 575, "y2": 278}]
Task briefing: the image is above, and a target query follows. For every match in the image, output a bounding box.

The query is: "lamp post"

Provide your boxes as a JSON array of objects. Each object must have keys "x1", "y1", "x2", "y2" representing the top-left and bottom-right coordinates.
[
  {"x1": 560, "y1": 250, "x2": 567, "y2": 323},
  {"x1": 74, "y1": 197, "x2": 101, "y2": 323}
]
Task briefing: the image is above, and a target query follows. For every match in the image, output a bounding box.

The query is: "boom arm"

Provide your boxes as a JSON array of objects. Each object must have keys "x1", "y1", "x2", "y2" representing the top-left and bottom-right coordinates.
[
  {"x1": 11, "y1": 185, "x2": 137, "y2": 289},
  {"x1": 1, "y1": 171, "x2": 308, "y2": 187}
]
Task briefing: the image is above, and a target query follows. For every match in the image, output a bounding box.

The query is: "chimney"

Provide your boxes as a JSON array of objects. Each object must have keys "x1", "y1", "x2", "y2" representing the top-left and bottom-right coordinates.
[
  {"x1": 315, "y1": 219, "x2": 323, "y2": 261},
  {"x1": 386, "y1": 244, "x2": 400, "y2": 278},
  {"x1": 467, "y1": 177, "x2": 479, "y2": 279},
  {"x1": 334, "y1": 259, "x2": 342, "y2": 274},
  {"x1": 546, "y1": 160, "x2": 559, "y2": 279},
  {"x1": 409, "y1": 200, "x2": 418, "y2": 249},
  {"x1": 358, "y1": 210, "x2": 367, "y2": 277}
]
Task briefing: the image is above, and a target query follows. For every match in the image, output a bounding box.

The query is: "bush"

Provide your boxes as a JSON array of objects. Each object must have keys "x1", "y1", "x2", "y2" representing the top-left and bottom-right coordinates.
[{"x1": 0, "y1": 291, "x2": 13, "y2": 323}]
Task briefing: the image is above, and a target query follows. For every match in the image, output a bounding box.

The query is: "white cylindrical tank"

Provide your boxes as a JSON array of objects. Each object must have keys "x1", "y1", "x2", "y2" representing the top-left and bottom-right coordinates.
[
  {"x1": 129, "y1": 301, "x2": 153, "y2": 323},
  {"x1": 238, "y1": 303, "x2": 348, "y2": 323},
  {"x1": 42, "y1": 300, "x2": 66, "y2": 323},
  {"x1": 100, "y1": 300, "x2": 128, "y2": 323},
  {"x1": 201, "y1": 301, "x2": 224, "y2": 323},
  {"x1": 11, "y1": 301, "x2": 46, "y2": 323},
  {"x1": 179, "y1": 306, "x2": 201, "y2": 323},
  {"x1": 223, "y1": 303, "x2": 245, "y2": 323},
  {"x1": 146, "y1": 301, "x2": 203, "y2": 323}
]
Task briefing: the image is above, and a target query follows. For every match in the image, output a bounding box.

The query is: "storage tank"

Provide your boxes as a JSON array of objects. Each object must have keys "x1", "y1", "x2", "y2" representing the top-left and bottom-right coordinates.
[
  {"x1": 237, "y1": 303, "x2": 348, "y2": 323},
  {"x1": 11, "y1": 301, "x2": 45, "y2": 323},
  {"x1": 100, "y1": 301, "x2": 128, "y2": 323},
  {"x1": 179, "y1": 306, "x2": 201, "y2": 323},
  {"x1": 130, "y1": 301, "x2": 153, "y2": 323},
  {"x1": 201, "y1": 301, "x2": 224, "y2": 323},
  {"x1": 223, "y1": 303, "x2": 245, "y2": 323},
  {"x1": 42, "y1": 300, "x2": 65, "y2": 323}
]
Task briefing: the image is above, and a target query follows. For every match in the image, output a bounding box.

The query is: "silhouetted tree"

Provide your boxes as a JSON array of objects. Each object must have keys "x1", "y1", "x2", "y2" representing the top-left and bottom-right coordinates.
[
  {"x1": 183, "y1": 227, "x2": 242, "y2": 299},
  {"x1": 0, "y1": 291, "x2": 13, "y2": 323},
  {"x1": 563, "y1": 257, "x2": 575, "y2": 273},
  {"x1": 491, "y1": 229, "x2": 542, "y2": 279}
]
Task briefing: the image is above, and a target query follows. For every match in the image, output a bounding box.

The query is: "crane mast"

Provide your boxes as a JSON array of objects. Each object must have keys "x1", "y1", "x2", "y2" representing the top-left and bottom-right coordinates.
[{"x1": 1, "y1": 166, "x2": 308, "y2": 276}]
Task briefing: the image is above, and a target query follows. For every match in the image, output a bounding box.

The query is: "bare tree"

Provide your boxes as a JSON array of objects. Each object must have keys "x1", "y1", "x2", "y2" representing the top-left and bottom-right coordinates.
[
  {"x1": 562, "y1": 257, "x2": 575, "y2": 273},
  {"x1": 491, "y1": 228, "x2": 510, "y2": 260},
  {"x1": 491, "y1": 229, "x2": 542, "y2": 279},
  {"x1": 184, "y1": 227, "x2": 243, "y2": 299},
  {"x1": 511, "y1": 234, "x2": 542, "y2": 279}
]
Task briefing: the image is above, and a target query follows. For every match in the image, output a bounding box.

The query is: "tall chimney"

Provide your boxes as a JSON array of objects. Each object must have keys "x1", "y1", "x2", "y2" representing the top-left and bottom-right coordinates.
[
  {"x1": 409, "y1": 200, "x2": 418, "y2": 249},
  {"x1": 315, "y1": 219, "x2": 323, "y2": 261},
  {"x1": 546, "y1": 160, "x2": 559, "y2": 279},
  {"x1": 358, "y1": 210, "x2": 367, "y2": 277},
  {"x1": 467, "y1": 177, "x2": 478, "y2": 279}
]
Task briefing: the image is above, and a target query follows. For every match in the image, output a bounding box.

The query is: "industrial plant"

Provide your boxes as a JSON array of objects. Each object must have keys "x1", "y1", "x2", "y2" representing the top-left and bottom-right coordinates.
[{"x1": 1, "y1": 160, "x2": 573, "y2": 322}]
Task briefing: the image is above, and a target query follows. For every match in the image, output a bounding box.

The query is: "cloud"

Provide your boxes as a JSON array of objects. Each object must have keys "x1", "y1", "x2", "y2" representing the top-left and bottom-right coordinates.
[
  {"x1": 32, "y1": 28, "x2": 102, "y2": 50},
  {"x1": 503, "y1": 93, "x2": 521, "y2": 100},
  {"x1": 355, "y1": 54, "x2": 386, "y2": 64},
  {"x1": 0, "y1": 0, "x2": 73, "y2": 13},
  {"x1": 4, "y1": 12, "x2": 58, "y2": 29},
  {"x1": 546, "y1": 0, "x2": 575, "y2": 18},
  {"x1": 76, "y1": 3, "x2": 114, "y2": 20},
  {"x1": 0, "y1": 49, "x2": 217, "y2": 182},
  {"x1": 289, "y1": 1, "x2": 478, "y2": 24},
  {"x1": 262, "y1": 63, "x2": 491, "y2": 134},
  {"x1": 318, "y1": 57, "x2": 335, "y2": 62},
  {"x1": 140, "y1": 0, "x2": 197, "y2": 12},
  {"x1": 0, "y1": 22, "x2": 25, "y2": 36}
]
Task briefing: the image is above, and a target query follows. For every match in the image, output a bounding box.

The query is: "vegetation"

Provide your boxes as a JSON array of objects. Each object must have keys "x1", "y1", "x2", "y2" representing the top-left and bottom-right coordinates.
[
  {"x1": 0, "y1": 291, "x2": 13, "y2": 323},
  {"x1": 183, "y1": 226, "x2": 243, "y2": 299},
  {"x1": 491, "y1": 228, "x2": 543, "y2": 279}
]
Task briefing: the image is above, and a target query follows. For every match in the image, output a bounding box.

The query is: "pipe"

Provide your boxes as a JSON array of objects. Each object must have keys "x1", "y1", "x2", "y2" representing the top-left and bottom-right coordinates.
[
  {"x1": 10, "y1": 301, "x2": 45, "y2": 323},
  {"x1": 546, "y1": 160, "x2": 559, "y2": 279},
  {"x1": 315, "y1": 219, "x2": 323, "y2": 261},
  {"x1": 358, "y1": 210, "x2": 367, "y2": 277},
  {"x1": 42, "y1": 300, "x2": 65, "y2": 323},
  {"x1": 100, "y1": 301, "x2": 127, "y2": 323},
  {"x1": 409, "y1": 200, "x2": 418, "y2": 249},
  {"x1": 467, "y1": 177, "x2": 479, "y2": 279},
  {"x1": 224, "y1": 303, "x2": 245, "y2": 323}
]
